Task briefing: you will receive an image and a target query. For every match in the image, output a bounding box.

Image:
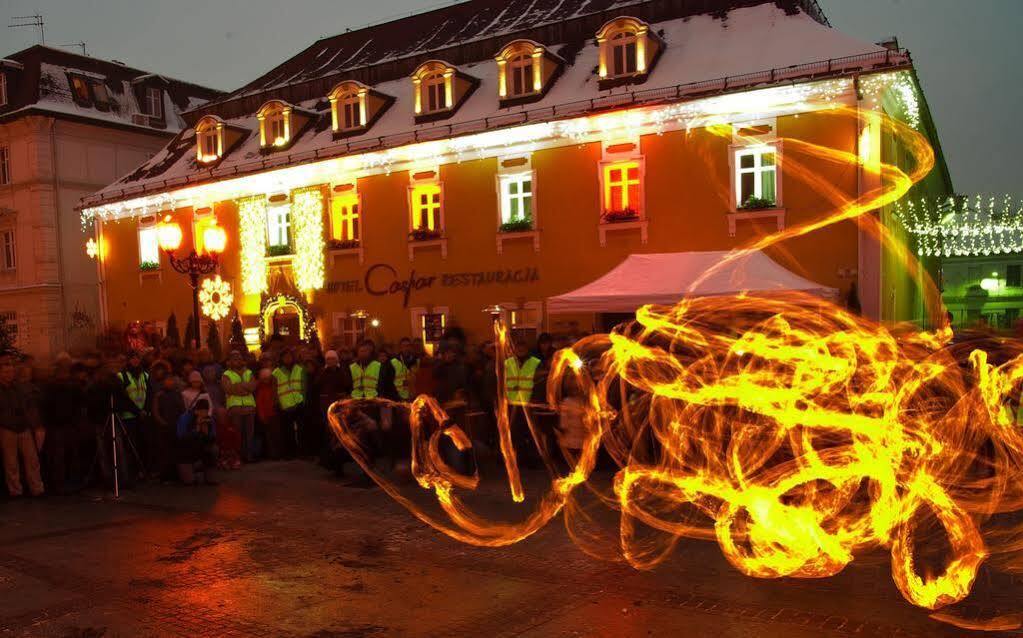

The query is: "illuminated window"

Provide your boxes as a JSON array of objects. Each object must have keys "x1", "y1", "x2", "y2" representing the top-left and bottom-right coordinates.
[
  {"x1": 70, "y1": 76, "x2": 90, "y2": 103},
  {"x1": 258, "y1": 101, "x2": 292, "y2": 148},
  {"x1": 508, "y1": 55, "x2": 534, "y2": 96},
  {"x1": 0, "y1": 73, "x2": 6, "y2": 107},
  {"x1": 735, "y1": 146, "x2": 777, "y2": 208},
  {"x1": 423, "y1": 72, "x2": 447, "y2": 112},
  {"x1": 0, "y1": 230, "x2": 15, "y2": 271},
  {"x1": 500, "y1": 174, "x2": 533, "y2": 224},
  {"x1": 334, "y1": 314, "x2": 365, "y2": 348},
  {"x1": 597, "y1": 18, "x2": 653, "y2": 81},
  {"x1": 138, "y1": 224, "x2": 160, "y2": 269},
  {"x1": 143, "y1": 87, "x2": 163, "y2": 118},
  {"x1": 508, "y1": 303, "x2": 542, "y2": 345},
  {"x1": 266, "y1": 204, "x2": 291, "y2": 252},
  {"x1": 411, "y1": 184, "x2": 442, "y2": 232},
  {"x1": 329, "y1": 82, "x2": 370, "y2": 133},
  {"x1": 331, "y1": 194, "x2": 360, "y2": 242},
  {"x1": 0, "y1": 145, "x2": 9, "y2": 185},
  {"x1": 195, "y1": 117, "x2": 223, "y2": 163},
  {"x1": 91, "y1": 82, "x2": 110, "y2": 108},
  {"x1": 603, "y1": 162, "x2": 642, "y2": 215},
  {"x1": 610, "y1": 31, "x2": 639, "y2": 76}
]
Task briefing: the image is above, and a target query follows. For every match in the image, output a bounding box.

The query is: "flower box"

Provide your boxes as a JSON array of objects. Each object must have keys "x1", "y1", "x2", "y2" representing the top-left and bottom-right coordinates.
[
  {"x1": 328, "y1": 239, "x2": 361, "y2": 251},
  {"x1": 266, "y1": 244, "x2": 294, "y2": 258},
  {"x1": 409, "y1": 228, "x2": 443, "y2": 242},
  {"x1": 738, "y1": 196, "x2": 777, "y2": 211},
  {"x1": 139, "y1": 261, "x2": 160, "y2": 272},
  {"x1": 499, "y1": 218, "x2": 534, "y2": 233},
  {"x1": 601, "y1": 208, "x2": 641, "y2": 224}
]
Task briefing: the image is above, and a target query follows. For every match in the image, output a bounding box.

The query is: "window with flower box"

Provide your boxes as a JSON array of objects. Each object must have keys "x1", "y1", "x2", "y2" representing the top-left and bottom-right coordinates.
[
  {"x1": 411, "y1": 184, "x2": 442, "y2": 235},
  {"x1": 500, "y1": 173, "x2": 533, "y2": 230},
  {"x1": 138, "y1": 222, "x2": 160, "y2": 271},
  {"x1": 266, "y1": 203, "x2": 293, "y2": 256},
  {"x1": 602, "y1": 161, "x2": 642, "y2": 222},
  {"x1": 735, "y1": 145, "x2": 778, "y2": 210},
  {"x1": 330, "y1": 191, "x2": 361, "y2": 247}
]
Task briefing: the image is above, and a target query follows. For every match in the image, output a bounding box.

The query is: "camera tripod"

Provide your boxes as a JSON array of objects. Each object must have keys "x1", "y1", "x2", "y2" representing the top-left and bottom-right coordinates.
[{"x1": 85, "y1": 396, "x2": 147, "y2": 498}]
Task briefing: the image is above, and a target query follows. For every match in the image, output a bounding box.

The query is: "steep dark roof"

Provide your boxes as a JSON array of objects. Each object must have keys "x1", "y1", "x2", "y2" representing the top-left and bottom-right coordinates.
[
  {"x1": 201, "y1": 0, "x2": 829, "y2": 119},
  {"x1": 0, "y1": 45, "x2": 223, "y2": 133}
]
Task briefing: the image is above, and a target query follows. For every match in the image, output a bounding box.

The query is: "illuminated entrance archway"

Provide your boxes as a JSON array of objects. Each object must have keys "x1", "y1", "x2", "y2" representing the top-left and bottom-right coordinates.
[{"x1": 260, "y1": 293, "x2": 314, "y2": 343}]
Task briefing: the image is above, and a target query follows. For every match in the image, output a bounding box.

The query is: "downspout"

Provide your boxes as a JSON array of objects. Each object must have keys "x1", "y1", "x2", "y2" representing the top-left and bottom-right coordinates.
[{"x1": 48, "y1": 119, "x2": 70, "y2": 352}]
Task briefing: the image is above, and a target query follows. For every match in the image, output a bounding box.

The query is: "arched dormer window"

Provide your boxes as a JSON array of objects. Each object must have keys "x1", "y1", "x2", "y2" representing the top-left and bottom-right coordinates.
[
  {"x1": 496, "y1": 41, "x2": 544, "y2": 98},
  {"x1": 596, "y1": 17, "x2": 660, "y2": 87},
  {"x1": 257, "y1": 100, "x2": 293, "y2": 148},
  {"x1": 195, "y1": 116, "x2": 225, "y2": 163},
  {"x1": 412, "y1": 61, "x2": 455, "y2": 116},
  {"x1": 329, "y1": 81, "x2": 368, "y2": 132}
]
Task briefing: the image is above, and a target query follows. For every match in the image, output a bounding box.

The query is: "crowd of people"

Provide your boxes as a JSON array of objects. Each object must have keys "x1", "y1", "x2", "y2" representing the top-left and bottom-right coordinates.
[{"x1": 0, "y1": 326, "x2": 574, "y2": 499}]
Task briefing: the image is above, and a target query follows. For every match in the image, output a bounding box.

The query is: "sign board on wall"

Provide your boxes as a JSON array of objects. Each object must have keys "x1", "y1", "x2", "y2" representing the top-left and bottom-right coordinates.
[{"x1": 326, "y1": 263, "x2": 541, "y2": 307}]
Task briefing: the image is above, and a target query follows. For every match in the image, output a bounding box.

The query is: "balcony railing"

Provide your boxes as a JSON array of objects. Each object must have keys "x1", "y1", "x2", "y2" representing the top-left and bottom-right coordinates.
[{"x1": 81, "y1": 48, "x2": 912, "y2": 210}]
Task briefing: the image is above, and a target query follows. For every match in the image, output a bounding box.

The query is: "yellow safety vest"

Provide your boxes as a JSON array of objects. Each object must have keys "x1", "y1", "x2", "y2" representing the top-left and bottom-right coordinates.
[
  {"x1": 351, "y1": 361, "x2": 381, "y2": 400},
  {"x1": 504, "y1": 356, "x2": 540, "y2": 406},
  {"x1": 391, "y1": 358, "x2": 411, "y2": 400},
  {"x1": 273, "y1": 365, "x2": 304, "y2": 410},
  {"x1": 119, "y1": 371, "x2": 148, "y2": 418},
  {"x1": 224, "y1": 369, "x2": 256, "y2": 409}
]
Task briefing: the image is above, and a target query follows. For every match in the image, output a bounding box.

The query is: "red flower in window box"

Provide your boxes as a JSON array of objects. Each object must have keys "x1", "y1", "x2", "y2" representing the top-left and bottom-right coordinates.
[
  {"x1": 601, "y1": 208, "x2": 641, "y2": 224},
  {"x1": 328, "y1": 238, "x2": 361, "y2": 250},
  {"x1": 409, "y1": 228, "x2": 442, "y2": 242}
]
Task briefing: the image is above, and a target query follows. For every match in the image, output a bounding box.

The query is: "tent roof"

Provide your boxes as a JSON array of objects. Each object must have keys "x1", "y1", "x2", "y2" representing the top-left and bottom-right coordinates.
[{"x1": 547, "y1": 251, "x2": 837, "y2": 314}]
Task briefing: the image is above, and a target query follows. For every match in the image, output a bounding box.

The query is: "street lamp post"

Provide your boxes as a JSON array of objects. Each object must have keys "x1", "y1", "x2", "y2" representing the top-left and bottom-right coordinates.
[{"x1": 157, "y1": 216, "x2": 227, "y2": 349}]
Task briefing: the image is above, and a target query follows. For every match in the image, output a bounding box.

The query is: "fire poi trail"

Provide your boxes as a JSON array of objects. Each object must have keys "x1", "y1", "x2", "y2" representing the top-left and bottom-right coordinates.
[{"x1": 327, "y1": 105, "x2": 1023, "y2": 631}]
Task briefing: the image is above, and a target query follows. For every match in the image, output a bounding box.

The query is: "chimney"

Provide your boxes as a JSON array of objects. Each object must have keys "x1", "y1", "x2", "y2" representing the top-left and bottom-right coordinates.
[{"x1": 875, "y1": 36, "x2": 900, "y2": 51}]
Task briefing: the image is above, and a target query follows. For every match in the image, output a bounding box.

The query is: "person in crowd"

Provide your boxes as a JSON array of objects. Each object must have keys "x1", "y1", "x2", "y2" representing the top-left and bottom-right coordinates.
[
  {"x1": 255, "y1": 365, "x2": 280, "y2": 460},
  {"x1": 391, "y1": 338, "x2": 417, "y2": 401},
  {"x1": 175, "y1": 395, "x2": 218, "y2": 485},
  {"x1": 0, "y1": 358, "x2": 44, "y2": 497},
  {"x1": 301, "y1": 352, "x2": 322, "y2": 456},
  {"x1": 221, "y1": 350, "x2": 257, "y2": 467},
  {"x1": 350, "y1": 341, "x2": 381, "y2": 401},
  {"x1": 41, "y1": 360, "x2": 85, "y2": 494},
  {"x1": 273, "y1": 349, "x2": 306, "y2": 458},
  {"x1": 505, "y1": 338, "x2": 542, "y2": 465},
  {"x1": 85, "y1": 359, "x2": 139, "y2": 489},
  {"x1": 181, "y1": 371, "x2": 204, "y2": 410},
  {"x1": 18, "y1": 357, "x2": 45, "y2": 454},
  {"x1": 434, "y1": 345, "x2": 469, "y2": 405},
  {"x1": 152, "y1": 372, "x2": 186, "y2": 479},
  {"x1": 472, "y1": 340, "x2": 499, "y2": 451},
  {"x1": 317, "y1": 350, "x2": 351, "y2": 460},
  {"x1": 118, "y1": 351, "x2": 149, "y2": 476},
  {"x1": 535, "y1": 333, "x2": 556, "y2": 365}
]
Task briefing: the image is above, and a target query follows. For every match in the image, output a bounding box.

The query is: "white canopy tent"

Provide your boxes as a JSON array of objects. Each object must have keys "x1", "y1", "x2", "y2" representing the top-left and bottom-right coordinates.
[{"x1": 547, "y1": 251, "x2": 838, "y2": 314}]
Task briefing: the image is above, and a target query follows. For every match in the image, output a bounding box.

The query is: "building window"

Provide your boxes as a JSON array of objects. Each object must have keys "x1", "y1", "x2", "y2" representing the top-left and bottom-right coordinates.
[
  {"x1": 138, "y1": 224, "x2": 160, "y2": 270},
  {"x1": 424, "y1": 72, "x2": 447, "y2": 113},
  {"x1": 334, "y1": 314, "x2": 366, "y2": 348},
  {"x1": 0, "y1": 311, "x2": 18, "y2": 348},
  {"x1": 411, "y1": 184, "x2": 442, "y2": 233},
  {"x1": 1008, "y1": 264, "x2": 1022, "y2": 288},
  {"x1": 0, "y1": 145, "x2": 9, "y2": 185},
  {"x1": 331, "y1": 193, "x2": 360, "y2": 244},
  {"x1": 0, "y1": 230, "x2": 14, "y2": 270},
  {"x1": 735, "y1": 146, "x2": 778, "y2": 209},
  {"x1": 500, "y1": 173, "x2": 533, "y2": 226},
  {"x1": 70, "y1": 76, "x2": 91, "y2": 103},
  {"x1": 603, "y1": 161, "x2": 642, "y2": 218},
  {"x1": 144, "y1": 87, "x2": 163, "y2": 118},
  {"x1": 266, "y1": 204, "x2": 292, "y2": 254},
  {"x1": 0, "y1": 73, "x2": 7, "y2": 107},
  {"x1": 91, "y1": 82, "x2": 111, "y2": 108},
  {"x1": 329, "y1": 82, "x2": 372, "y2": 133},
  {"x1": 413, "y1": 62, "x2": 456, "y2": 116},
  {"x1": 610, "y1": 32, "x2": 639, "y2": 76},
  {"x1": 195, "y1": 117, "x2": 223, "y2": 163},
  {"x1": 509, "y1": 55, "x2": 534, "y2": 96},
  {"x1": 258, "y1": 102, "x2": 292, "y2": 148}
]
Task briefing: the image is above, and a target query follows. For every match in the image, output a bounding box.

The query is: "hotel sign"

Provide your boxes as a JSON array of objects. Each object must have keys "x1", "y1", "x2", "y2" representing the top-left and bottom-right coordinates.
[{"x1": 326, "y1": 263, "x2": 541, "y2": 307}]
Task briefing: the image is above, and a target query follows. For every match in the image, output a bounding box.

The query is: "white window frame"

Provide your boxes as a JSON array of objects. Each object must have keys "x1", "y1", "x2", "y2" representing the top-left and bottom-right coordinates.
[
  {"x1": 423, "y1": 73, "x2": 448, "y2": 113},
  {"x1": 138, "y1": 221, "x2": 160, "y2": 269},
  {"x1": 0, "y1": 73, "x2": 7, "y2": 107},
  {"x1": 610, "y1": 31, "x2": 639, "y2": 77},
  {"x1": 508, "y1": 54, "x2": 535, "y2": 97},
  {"x1": 341, "y1": 94, "x2": 362, "y2": 130},
  {"x1": 144, "y1": 87, "x2": 163, "y2": 119},
  {"x1": 0, "y1": 145, "x2": 9, "y2": 185},
  {"x1": 732, "y1": 143, "x2": 781, "y2": 211},
  {"x1": 332, "y1": 312, "x2": 366, "y2": 348},
  {"x1": 0, "y1": 229, "x2": 14, "y2": 271},
  {"x1": 266, "y1": 203, "x2": 292, "y2": 251},
  {"x1": 331, "y1": 191, "x2": 362, "y2": 243},
  {"x1": 199, "y1": 128, "x2": 219, "y2": 161},
  {"x1": 499, "y1": 172, "x2": 535, "y2": 226}
]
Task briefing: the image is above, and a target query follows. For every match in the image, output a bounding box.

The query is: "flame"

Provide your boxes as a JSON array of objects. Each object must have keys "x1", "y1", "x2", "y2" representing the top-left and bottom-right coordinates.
[{"x1": 327, "y1": 104, "x2": 1023, "y2": 629}]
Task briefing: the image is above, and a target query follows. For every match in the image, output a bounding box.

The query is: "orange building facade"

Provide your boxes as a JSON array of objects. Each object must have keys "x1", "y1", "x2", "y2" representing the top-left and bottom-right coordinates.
[{"x1": 80, "y1": 0, "x2": 951, "y2": 352}]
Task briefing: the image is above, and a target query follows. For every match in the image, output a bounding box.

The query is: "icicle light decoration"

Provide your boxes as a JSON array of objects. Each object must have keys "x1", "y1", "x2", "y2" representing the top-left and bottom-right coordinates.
[
  {"x1": 238, "y1": 195, "x2": 269, "y2": 294},
  {"x1": 894, "y1": 195, "x2": 1023, "y2": 258},
  {"x1": 291, "y1": 187, "x2": 326, "y2": 291},
  {"x1": 860, "y1": 71, "x2": 921, "y2": 130}
]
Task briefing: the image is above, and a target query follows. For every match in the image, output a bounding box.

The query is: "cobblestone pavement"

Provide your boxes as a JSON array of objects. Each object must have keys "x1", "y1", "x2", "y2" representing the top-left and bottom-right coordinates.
[{"x1": 0, "y1": 461, "x2": 1020, "y2": 637}]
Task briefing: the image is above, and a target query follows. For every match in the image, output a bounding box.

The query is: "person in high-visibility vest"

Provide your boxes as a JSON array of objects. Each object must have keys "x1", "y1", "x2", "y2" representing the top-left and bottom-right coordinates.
[
  {"x1": 390, "y1": 337, "x2": 418, "y2": 401},
  {"x1": 221, "y1": 350, "x2": 257, "y2": 466},
  {"x1": 117, "y1": 351, "x2": 149, "y2": 474},
  {"x1": 274, "y1": 349, "x2": 306, "y2": 458},
  {"x1": 504, "y1": 340, "x2": 541, "y2": 407},
  {"x1": 350, "y1": 342, "x2": 382, "y2": 400}
]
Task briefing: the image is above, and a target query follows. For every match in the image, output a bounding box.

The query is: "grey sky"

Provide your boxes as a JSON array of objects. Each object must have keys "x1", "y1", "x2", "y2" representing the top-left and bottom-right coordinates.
[{"x1": 2, "y1": 0, "x2": 1019, "y2": 195}]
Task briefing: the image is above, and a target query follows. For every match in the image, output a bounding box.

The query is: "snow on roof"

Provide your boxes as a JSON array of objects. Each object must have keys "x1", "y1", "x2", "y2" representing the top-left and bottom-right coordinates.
[{"x1": 86, "y1": 3, "x2": 884, "y2": 207}]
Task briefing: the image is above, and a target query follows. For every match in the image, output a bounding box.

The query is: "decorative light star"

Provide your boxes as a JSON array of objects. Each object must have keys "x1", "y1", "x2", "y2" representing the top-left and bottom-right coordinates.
[{"x1": 199, "y1": 275, "x2": 234, "y2": 321}]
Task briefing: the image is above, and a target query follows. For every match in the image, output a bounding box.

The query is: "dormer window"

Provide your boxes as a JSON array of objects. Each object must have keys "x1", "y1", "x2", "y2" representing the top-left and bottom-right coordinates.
[
  {"x1": 70, "y1": 76, "x2": 90, "y2": 103},
  {"x1": 596, "y1": 18, "x2": 661, "y2": 88},
  {"x1": 91, "y1": 82, "x2": 111, "y2": 110},
  {"x1": 258, "y1": 101, "x2": 291, "y2": 148},
  {"x1": 143, "y1": 87, "x2": 163, "y2": 119},
  {"x1": 495, "y1": 40, "x2": 562, "y2": 107},
  {"x1": 0, "y1": 73, "x2": 7, "y2": 107},
  {"x1": 195, "y1": 116, "x2": 224, "y2": 163},
  {"x1": 329, "y1": 82, "x2": 367, "y2": 132},
  {"x1": 412, "y1": 61, "x2": 477, "y2": 123}
]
